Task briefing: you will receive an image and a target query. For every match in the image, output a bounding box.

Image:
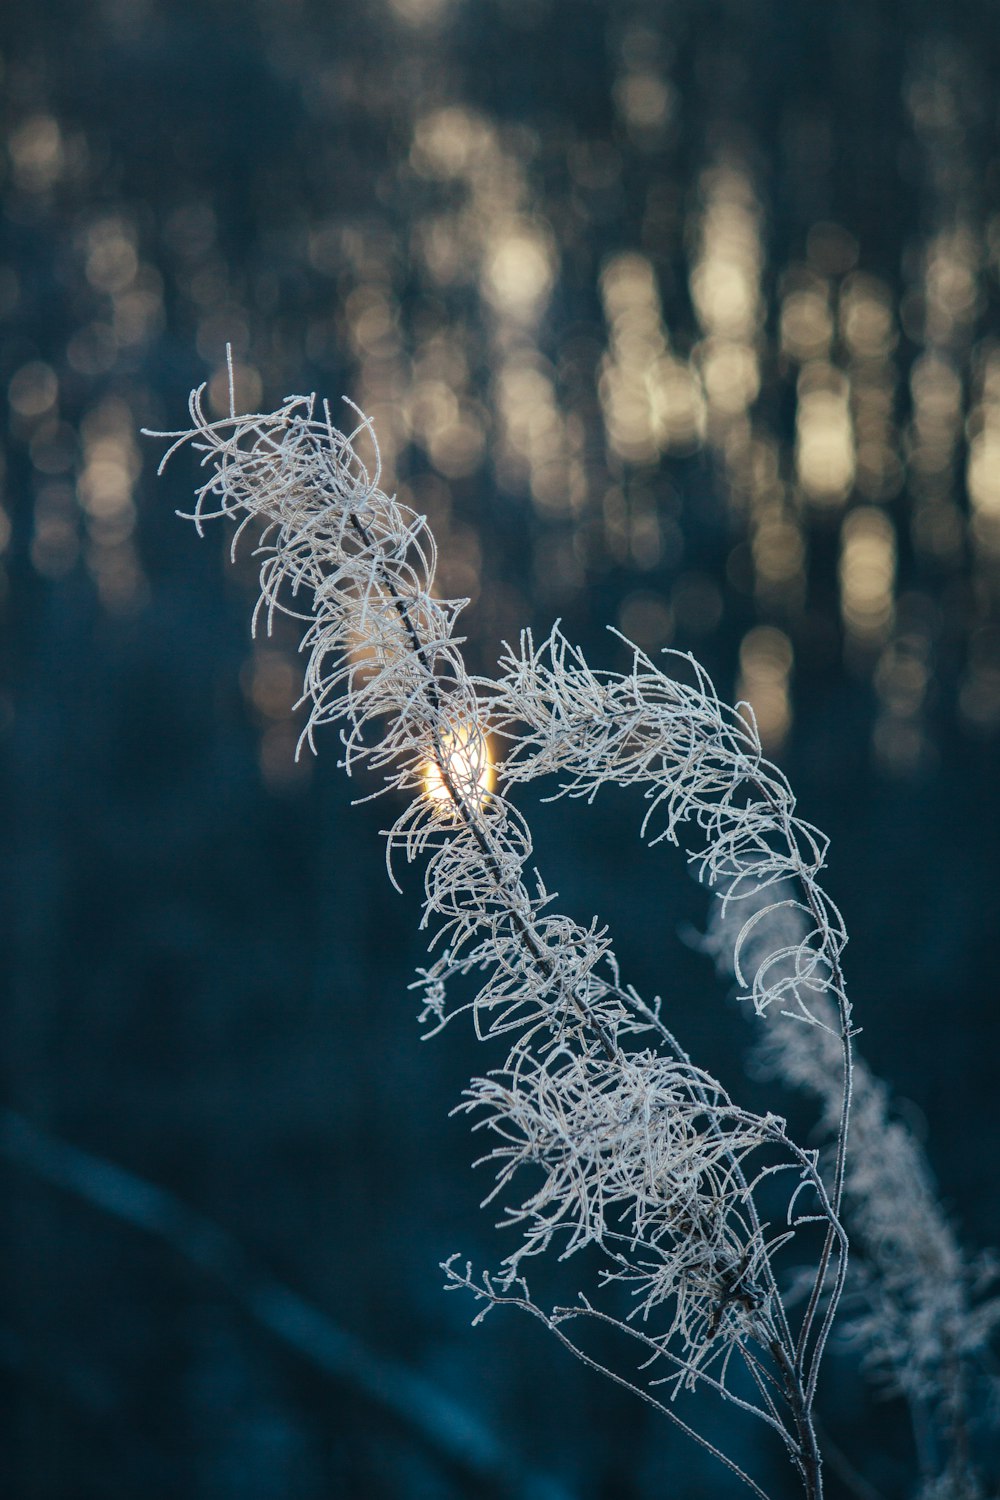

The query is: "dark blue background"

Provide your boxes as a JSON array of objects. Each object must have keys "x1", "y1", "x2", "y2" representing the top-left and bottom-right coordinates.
[{"x1": 1, "y1": 2, "x2": 998, "y2": 1495}]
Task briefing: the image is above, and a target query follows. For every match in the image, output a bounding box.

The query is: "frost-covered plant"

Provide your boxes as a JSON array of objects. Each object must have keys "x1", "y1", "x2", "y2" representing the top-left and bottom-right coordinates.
[
  {"x1": 148, "y1": 373, "x2": 856, "y2": 1499},
  {"x1": 703, "y1": 884, "x2": 1000, "y2": 1497}
]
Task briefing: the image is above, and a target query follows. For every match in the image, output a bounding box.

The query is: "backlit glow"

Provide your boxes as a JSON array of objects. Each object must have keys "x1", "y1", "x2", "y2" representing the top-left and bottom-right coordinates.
[{"x1": 422, "y1": 725, "x2": 495, "y2": 813}]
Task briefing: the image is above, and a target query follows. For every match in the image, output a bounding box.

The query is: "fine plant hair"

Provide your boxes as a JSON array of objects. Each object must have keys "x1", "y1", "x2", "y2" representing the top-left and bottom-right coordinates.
[
  {"x1": 703, "y1": 889, "x2": 1000, "y2": 1499},
  {"x1": 148, "y1": 371, "x2": 858, "y2": 1500}
]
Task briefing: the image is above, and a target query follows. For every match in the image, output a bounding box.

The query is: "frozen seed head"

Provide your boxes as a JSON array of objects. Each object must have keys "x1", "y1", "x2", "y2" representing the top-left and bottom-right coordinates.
[{"x1": 149, "y1": 379, "x2": 849, "y2": 1438}]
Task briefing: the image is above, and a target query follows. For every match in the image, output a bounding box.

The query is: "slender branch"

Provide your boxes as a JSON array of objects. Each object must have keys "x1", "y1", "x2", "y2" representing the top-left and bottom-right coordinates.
[
  {"x1": 755, "y1": 782, "x2": 853, "y2": 1404},
  {"x1": 443, "y1": 1268, "x2": 774, "y2": 1500}
]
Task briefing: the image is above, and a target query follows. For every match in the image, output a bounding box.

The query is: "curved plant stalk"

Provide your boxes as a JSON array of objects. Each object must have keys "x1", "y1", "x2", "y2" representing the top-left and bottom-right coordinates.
[
  {"x1": 703, "y1": 887, "x2": 1000, "y2": 1498},
  {"x1": 147, "y1": 372, "x2": 851, "y2": 1499}
]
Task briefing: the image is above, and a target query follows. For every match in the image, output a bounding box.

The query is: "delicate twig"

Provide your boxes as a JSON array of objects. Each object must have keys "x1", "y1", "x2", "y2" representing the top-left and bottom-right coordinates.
[{"x1": 442, "y1": 1261, "x2": 774, "y2": 1500}]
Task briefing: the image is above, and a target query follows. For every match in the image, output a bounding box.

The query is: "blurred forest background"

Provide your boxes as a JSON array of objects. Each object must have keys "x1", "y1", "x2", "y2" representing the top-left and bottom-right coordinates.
[{"x1": 1, "y1": 0, "x2": 999, "y2": 1496}]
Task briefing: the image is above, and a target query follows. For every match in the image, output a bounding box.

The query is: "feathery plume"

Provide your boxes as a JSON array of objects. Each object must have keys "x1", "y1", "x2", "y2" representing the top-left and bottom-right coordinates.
[{"x1": 149, "y1": 378, "x2": 852, "y2": 1499}]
